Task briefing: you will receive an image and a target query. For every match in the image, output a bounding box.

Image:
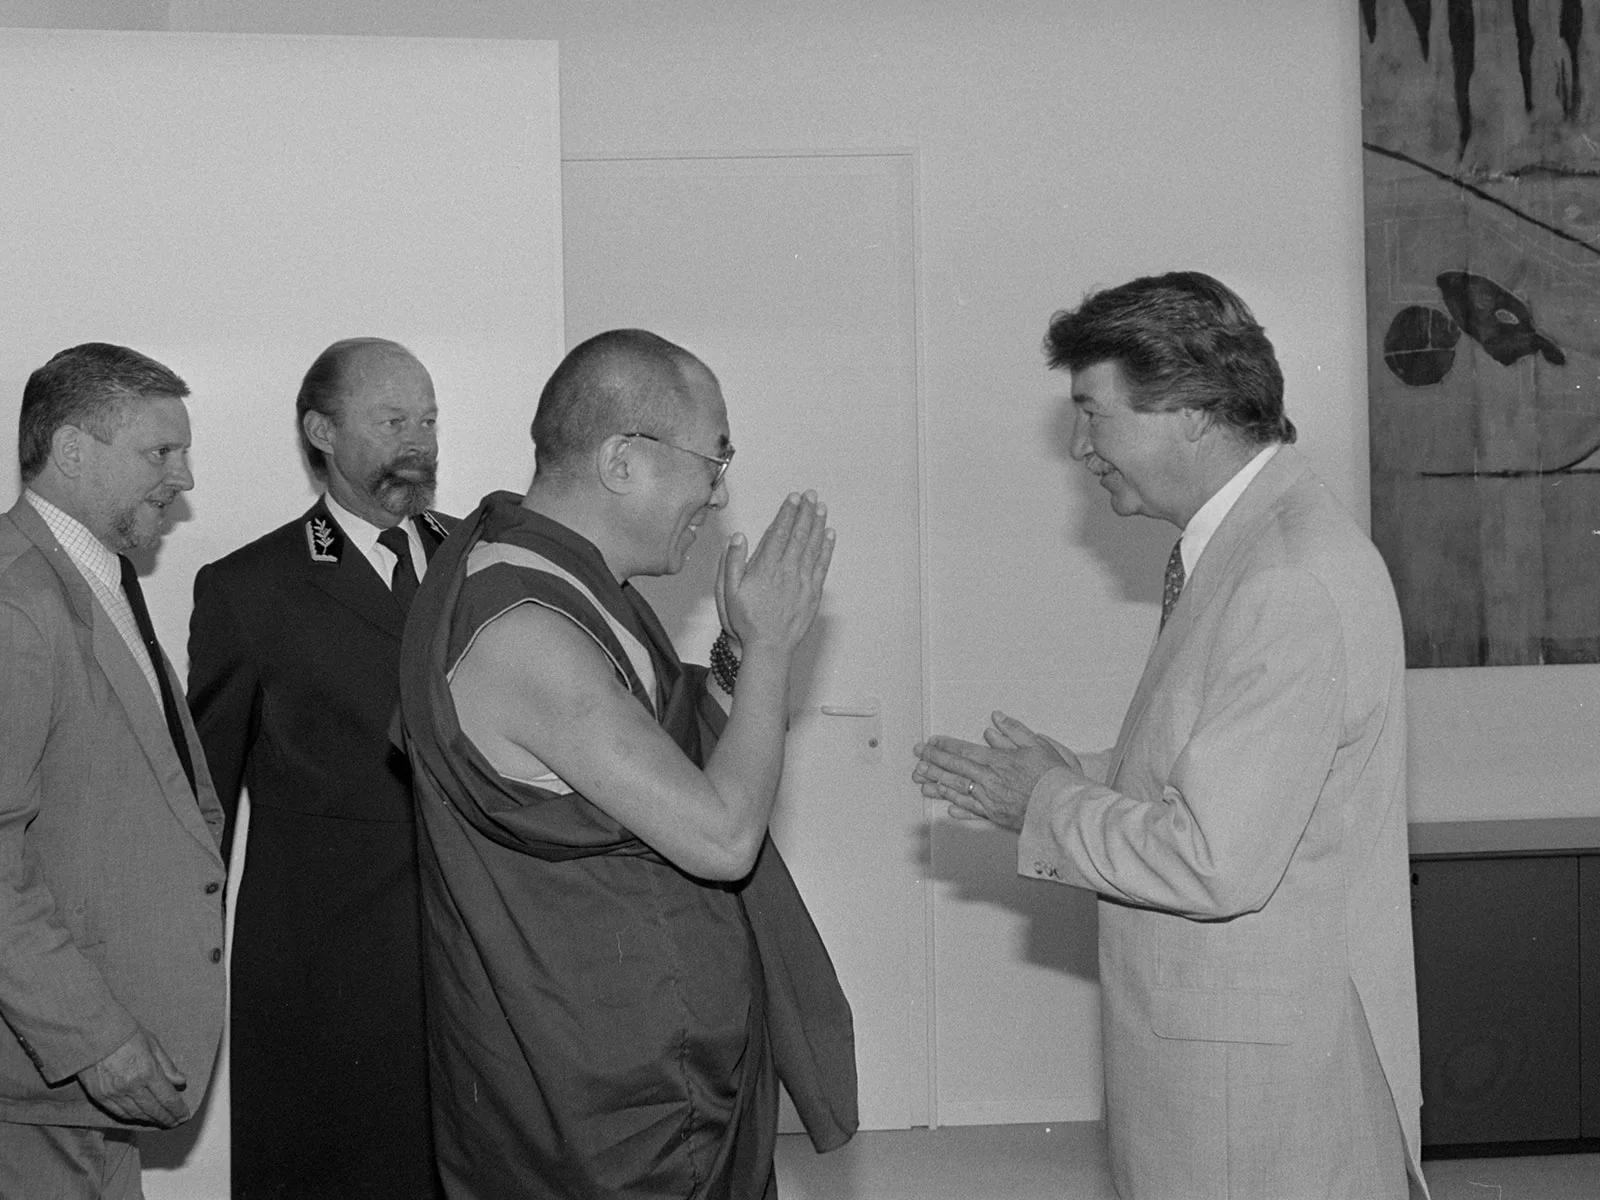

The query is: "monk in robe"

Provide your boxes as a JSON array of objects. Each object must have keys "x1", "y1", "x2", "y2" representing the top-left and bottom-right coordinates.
[{"x1": 397, "y1": 328, "x2": 857, "y2": 1199}]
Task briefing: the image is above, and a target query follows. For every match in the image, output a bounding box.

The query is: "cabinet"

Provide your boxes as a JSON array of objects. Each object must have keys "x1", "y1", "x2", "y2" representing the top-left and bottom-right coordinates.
[{"x1": 1409, "y1": 819, "x2": 1600, "y2": 1154}]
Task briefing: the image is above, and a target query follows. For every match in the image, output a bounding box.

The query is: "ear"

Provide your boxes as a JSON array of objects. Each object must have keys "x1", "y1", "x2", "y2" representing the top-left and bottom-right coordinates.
[
  {"x1": 303, "y1": 409, "x2": 337, "y2": 458},
  {"x1": 49, "y1": 424, "x2": 87, "y2": 479},
  {"x1": 596, "y1": 433, "x2": 639, "y2": 496},
  {"x1": 1179, "y1": 406, "x2": 1212, "y2": 444}
]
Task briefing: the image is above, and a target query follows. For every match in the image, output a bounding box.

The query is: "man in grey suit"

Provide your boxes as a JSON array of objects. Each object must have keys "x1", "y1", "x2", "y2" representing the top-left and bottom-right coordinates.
[
  {"x1": 0, "y1": 344, "x2": 227, "y2": 1198},
  {"x1": 914, "y1": 274, "x2": 1427, "y2": 1199}
]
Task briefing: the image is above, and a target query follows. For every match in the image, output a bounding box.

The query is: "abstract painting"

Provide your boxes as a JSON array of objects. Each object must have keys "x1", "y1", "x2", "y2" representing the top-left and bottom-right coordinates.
[{"x1": 1362, "y1": 0, "x2": 1600, "y2": 666}]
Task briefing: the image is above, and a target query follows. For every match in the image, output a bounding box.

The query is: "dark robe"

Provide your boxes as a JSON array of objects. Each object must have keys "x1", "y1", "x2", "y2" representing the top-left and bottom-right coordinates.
[{"x1": 397, "y1": 492, "x2": 856, "y2": 1200}]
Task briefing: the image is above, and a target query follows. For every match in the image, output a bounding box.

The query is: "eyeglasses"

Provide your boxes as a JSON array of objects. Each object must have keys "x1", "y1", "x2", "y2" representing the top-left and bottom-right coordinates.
[{"x1": 621, "y1": 431, "x2": 735, "y2": 489}]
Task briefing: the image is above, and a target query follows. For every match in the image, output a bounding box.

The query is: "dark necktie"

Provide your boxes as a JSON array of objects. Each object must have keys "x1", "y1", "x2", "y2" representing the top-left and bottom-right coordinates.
[
  {"x1": 118, "y1": 556, "x2": 198, "y2": 797},
  {"x1": 1159, "y1": 539, "x2": 1186, "y2": 632},
  {"x1": 377, "y1": 524, "x2": 419, "y2": 614}
]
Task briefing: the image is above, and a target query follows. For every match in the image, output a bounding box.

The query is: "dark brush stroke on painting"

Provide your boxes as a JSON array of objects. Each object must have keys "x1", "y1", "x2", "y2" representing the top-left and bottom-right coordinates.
[
  {"x1": 1560, "y1": 0, "x2": 1584, "y2": 118},
  {"x1": 1421, "y1": 445, "x2": 1600, "y2": 477},
  {"x1": 1362, "y1": 142, "x2": 1600, "y2": 256},
  {"x1": 1513, "y1": 0, "x2": 1536, "y2": 112},
  {"x1": 1448, "y1": 0, "x2": 1476, "y2": 158},
  {"x1": 1403, "y1": 0, "x2": 1433, "y2": 59},
  {"x1": 1436, "y1": 270, "x2": 1567, "y2": 367},
  {"x1": 1363, "y1": 0, "x2": 1434, "y2": 59}
]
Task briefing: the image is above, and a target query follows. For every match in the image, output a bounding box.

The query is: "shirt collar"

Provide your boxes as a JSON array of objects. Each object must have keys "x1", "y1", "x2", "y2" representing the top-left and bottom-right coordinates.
[
  {"x1": 24, "y1": 489, "x2": 122, "y2": 591},
  {"x1": 323, "y1": 491, "x2": 411, "y2": 557},
  {"x1": 1179, "y1": 444, "x2": 1278, "y2": 576}
]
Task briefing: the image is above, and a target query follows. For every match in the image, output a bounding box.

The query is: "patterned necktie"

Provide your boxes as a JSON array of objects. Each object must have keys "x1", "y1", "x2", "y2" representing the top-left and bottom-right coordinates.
[
  {"x1": 118, "y1": 556, "x2": 198, "y2": 797},
  {"x1": 377, "y1": 524, "x2": 419, "y2": 614},
  {"x1": 1159, "y1": 539, "x2": 1186, "y2": 632}
]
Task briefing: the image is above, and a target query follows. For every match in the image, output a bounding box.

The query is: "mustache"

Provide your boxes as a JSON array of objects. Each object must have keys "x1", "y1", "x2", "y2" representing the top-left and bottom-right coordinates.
[{"x1": 384, "y1": 449, "x2": 437, "y2": 474}]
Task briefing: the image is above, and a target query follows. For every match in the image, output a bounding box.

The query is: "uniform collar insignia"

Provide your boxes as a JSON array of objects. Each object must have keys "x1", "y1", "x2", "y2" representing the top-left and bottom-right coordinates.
[
  {"x1": 304, "y1": 514, "x2": 344, "y2": 564},
  {"x1": 418, "y1": 510, "x2": 448, "y2": 542}
]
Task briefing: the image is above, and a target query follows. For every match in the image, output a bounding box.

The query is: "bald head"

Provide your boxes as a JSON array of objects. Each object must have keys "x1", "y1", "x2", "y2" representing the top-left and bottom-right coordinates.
[
  {"x1": 532, "y1": 330, "x2": 717, "y2": 479},
  {"x1": 296, "y1": 338, "x2": 429, "y2": 475}
]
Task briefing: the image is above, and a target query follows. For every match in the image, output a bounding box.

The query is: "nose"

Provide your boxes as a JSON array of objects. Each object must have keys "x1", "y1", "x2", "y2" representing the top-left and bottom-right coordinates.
[
  {"x1": 1068, "y1": 411, "x2": 1093, "y2": 462},
  {"x1": 168, "y1": 450, "x2": 195, "y2": 492},
  {"x1": 708, "y1": 474, "x2": 729, "y2": 510}
]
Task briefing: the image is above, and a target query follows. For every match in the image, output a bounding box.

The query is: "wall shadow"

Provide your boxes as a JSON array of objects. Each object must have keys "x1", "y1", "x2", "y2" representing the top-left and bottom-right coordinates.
[
  {"x1": 139, "y1": 1072, "x2": 217, "y2": 1170},
  {"x1": 916, "y1": 816, "x2": 1100, "y2": 986}
]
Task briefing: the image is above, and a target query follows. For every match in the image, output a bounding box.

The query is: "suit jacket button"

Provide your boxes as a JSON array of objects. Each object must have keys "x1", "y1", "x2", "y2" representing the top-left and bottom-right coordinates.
[{"x1": 210, "y1": 948, "x2": 223, "y2": 963}]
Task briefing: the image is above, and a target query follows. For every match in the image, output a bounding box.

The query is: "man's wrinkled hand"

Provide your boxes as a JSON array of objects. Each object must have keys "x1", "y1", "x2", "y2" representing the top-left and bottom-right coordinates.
[
  {"x1": 911, "y1": 711, "x2": 1078, "y2": 832},
  {"x1": 717, "y1": 491, "x2": 835, "y2": 654},
  {"x1": 77, "y1": 1028, "x2": 189, "y2": 1127}
]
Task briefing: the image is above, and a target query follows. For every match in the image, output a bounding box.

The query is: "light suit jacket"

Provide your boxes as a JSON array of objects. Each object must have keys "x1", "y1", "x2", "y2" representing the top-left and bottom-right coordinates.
[
  {"x1": 0, "y1": 497, "x2": 227, "y2": 1128},
  {"x1": 1019, "y1": 447, "x2": 1427, "y2": 1200}
]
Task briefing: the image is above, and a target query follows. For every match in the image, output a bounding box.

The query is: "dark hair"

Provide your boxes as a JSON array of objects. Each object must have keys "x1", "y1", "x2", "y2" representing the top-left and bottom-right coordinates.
[
  {"x1": 295, "y1": 337, "x2": 415, "y2": 474},
  {"x1": 1044, "y1": 271, "x2": 1295, "y2": 446},
  {"x1": 19, "y1": 343, "x2": 190, "y2": 481},
  {"x1": 532, "y1": 329, "x2": 710, "y2": 475}
]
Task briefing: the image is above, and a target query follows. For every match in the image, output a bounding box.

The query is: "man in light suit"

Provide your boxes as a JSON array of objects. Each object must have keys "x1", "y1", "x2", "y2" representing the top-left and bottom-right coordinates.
[
  {"x1": 913, "y1": 273, "x2": 1428, "y2": 1200},
  {"x1": 0, "y1": 343, "x2": 226, "y2": 1199},
  {"x1": 187, "y1": 338, "x2": 450, "y2": 1199}
]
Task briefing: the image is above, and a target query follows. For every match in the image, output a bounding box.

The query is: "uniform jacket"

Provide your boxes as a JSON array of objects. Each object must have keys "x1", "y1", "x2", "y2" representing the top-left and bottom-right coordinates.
[
  {"x1": 1018, "y1": 446, "x2": 1427, "y2": 1200},
  {"x1": 0, "y1": 497, "x2": 226, "y2": 1128},
  {"x1": 186, "y1": 495, "x2": 451, "y2": 1199},
  {"x1": 188, "y1": 496, "x2": 453, "y2": 846}
]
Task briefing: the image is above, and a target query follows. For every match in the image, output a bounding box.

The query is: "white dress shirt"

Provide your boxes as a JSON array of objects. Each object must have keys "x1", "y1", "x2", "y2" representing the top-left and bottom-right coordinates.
[
  {"x1": 322, "y1": 493, "x2": 426, "y2": 589},
  {"x1": 1178, "y1": 444, "x2": 1279, "y2": 577}
]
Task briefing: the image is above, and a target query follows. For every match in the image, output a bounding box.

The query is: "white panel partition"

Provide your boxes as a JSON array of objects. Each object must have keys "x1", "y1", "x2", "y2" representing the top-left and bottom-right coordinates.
[{"x1": 0, "y1": 29, "x2": 562, "y2": 1197}]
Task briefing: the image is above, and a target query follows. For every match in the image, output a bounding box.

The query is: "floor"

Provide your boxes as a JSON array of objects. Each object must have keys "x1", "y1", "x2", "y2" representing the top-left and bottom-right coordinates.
[{"x1": 775, "y1": 1123, "x2": 1600, "y2": 1199}]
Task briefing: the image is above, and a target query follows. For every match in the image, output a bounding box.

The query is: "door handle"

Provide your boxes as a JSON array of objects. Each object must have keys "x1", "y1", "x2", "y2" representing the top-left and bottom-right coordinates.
[{"x1": 819, "y1": 698, "x2": 882, "y2": 760}]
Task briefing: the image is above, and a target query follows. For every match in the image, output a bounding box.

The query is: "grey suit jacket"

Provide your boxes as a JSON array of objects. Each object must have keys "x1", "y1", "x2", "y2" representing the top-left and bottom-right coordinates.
[
  {"x1": 1019, "y1": 447, "x2": 1427, "y2": 1200},
  {"x1": 0, "y1": 497, "x2": 227, "y2": 1128}
]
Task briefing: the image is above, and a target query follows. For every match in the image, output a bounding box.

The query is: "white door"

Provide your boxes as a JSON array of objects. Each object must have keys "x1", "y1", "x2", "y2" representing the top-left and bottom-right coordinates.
[{"x1": 562, "y1": 154, "x2": 928, "y2": 1128}]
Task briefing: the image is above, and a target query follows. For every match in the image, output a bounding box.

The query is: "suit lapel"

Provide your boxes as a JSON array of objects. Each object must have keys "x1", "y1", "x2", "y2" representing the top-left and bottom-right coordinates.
[
  {"x1": 8, "y1": 500, "x2": 220, "y2": 857},
  {"x1": 298, "y1": 498, "x2": 405, "y2": 640},
  {"x1": 91, "y1": 602, "x2": 219, "y2": 852},
  {"x1": 1107, "y1": 446, "x2": 1308, "y2": 785},
  {"x1": 7, "y1": 499, "x2": 97, "y2": 627}
]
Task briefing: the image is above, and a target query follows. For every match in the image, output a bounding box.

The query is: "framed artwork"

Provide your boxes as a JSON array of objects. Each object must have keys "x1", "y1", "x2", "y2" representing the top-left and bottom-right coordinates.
[{"x1": 1361, "y1": 0, "x2": 1600, "y2": 666}]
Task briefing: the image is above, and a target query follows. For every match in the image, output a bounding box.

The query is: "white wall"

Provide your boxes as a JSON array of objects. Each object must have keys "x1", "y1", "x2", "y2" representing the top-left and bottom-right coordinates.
[{"x1": 4, "y1": 0, "x2": 1596, "y2": 1151}]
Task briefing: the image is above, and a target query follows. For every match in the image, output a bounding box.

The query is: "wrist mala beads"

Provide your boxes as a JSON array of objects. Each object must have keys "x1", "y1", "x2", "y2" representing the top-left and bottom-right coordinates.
[{"x1": 709, "y1": 630, "x2": 741, "y2": 694}]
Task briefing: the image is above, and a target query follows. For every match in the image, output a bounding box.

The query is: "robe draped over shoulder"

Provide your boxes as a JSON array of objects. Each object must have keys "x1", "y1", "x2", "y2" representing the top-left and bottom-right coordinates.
[{"x1": 397, "y1": 492, "x2": 856, "y2": 1200}]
